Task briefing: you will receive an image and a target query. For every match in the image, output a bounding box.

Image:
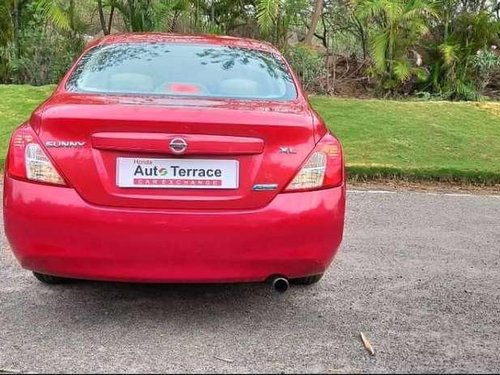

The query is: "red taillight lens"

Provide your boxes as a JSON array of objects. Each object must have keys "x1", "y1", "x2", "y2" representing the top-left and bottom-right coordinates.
[
  {"x1": 7, "y1": 124, "x2": 67, "y2": 186},
  {"x1": 285, "y1": 133, "x2": 343, "y2": 192}
]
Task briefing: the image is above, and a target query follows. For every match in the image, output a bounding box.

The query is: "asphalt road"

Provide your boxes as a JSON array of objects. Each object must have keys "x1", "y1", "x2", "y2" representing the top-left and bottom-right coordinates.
[{"x1": 1, "y1": 188, "x2": 499, "y2": 373}]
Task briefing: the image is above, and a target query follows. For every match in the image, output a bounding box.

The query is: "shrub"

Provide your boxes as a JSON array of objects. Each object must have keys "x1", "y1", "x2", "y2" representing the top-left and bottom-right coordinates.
[
  {"x1": 7, "y1": 29, "x2": 83, "y2": 85},
  {"x1": 286, "y1": 43, "x2": 327, "y2": 94},
  {"x1": 0, "y1": 6, "x2": 84, "y2": 86},
  {"x1": 473, "y1": 48, "x2": 500, "y2": 93}
]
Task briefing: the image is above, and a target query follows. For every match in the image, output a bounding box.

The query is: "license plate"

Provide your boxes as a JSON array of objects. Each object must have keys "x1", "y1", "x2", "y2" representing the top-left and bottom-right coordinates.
[{"x1": 117, "y1": 158, "x2": 239, "y2": 189}]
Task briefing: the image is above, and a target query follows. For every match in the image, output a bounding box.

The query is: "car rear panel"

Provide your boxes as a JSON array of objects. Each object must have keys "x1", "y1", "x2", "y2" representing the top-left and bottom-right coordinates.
[
  {"x1": 4, "y1": 35, "x2": 346, "y2": 285},
  {"x1": 4, "y1": 176, "x2": 345, "y2": 282},
  {"x1": 33, "y1": 93, "x2": 315, "y2": 210}
]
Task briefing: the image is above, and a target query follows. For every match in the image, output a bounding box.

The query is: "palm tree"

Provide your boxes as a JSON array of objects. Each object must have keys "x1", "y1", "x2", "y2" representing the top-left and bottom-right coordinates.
[
  {"x1": 427, "y1": 6, "x2": 500, "y2": 99},
  {"x1": 356, "y1": 0, "x2": 438, "y2": 90},
  {"x1": 110, "y1": 0, "x2": 215, "y2": 33},
  {"x1": 256, "y1": 0, "x2": 282, "y2": 37},
  {"x1": 108, "y1": 0, "x2": 156, "y2": 32},
  {"x1": 36, "y1": 0, "x2": 77, "y2": 32}
]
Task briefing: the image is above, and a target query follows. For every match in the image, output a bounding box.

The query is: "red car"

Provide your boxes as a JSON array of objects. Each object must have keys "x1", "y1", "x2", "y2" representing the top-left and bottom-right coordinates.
[{"x1": 3, "y1": 33, "x2": 345, "y2": 292}]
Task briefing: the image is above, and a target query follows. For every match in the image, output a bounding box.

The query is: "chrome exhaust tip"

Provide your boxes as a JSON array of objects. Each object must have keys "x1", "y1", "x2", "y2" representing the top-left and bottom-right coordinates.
[{"x1": 271, "y1": 277, "x2": 289, "y2": 294}]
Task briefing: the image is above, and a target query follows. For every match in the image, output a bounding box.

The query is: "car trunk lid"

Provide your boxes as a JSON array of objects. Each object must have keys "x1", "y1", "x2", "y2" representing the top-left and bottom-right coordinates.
[{"x1": 34, "y1": 94, "x2": 315, "y2": 210}]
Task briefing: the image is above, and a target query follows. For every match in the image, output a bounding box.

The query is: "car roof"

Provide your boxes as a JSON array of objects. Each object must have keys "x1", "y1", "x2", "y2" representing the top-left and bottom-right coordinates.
[{"x1": 86, "y1": 33, "x2": 279, "y2": 54}]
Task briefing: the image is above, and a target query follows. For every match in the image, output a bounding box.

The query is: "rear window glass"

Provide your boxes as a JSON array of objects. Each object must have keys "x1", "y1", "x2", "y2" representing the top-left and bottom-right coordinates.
[{"x1": 66, "y1": 43, "x2": 297, "y2": 100}]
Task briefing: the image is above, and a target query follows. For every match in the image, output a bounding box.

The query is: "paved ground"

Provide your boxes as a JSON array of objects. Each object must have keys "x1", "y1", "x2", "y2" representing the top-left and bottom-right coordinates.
[{"x1": 1, "y1": 188, "x2": 499, "y2": 373}]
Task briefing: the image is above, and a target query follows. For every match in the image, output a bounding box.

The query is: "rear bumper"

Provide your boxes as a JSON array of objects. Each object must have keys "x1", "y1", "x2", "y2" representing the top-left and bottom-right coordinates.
[{"x1": 3, "y1": 176, "x2": 345, "y2": 283}]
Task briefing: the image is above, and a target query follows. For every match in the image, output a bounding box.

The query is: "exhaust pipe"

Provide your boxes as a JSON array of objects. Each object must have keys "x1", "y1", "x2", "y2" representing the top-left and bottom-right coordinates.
[{"x1": 271, "y1": 277, "x2": 289, "y2": 294}]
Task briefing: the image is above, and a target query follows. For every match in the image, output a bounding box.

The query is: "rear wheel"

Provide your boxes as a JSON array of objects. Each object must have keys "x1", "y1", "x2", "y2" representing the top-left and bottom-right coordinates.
[
  {"x1": 33, "y1": 272, "x2": 72, "y2": 284},
  {"x1": 291, "y1": 273, "x2": 323, "y2": 285}
]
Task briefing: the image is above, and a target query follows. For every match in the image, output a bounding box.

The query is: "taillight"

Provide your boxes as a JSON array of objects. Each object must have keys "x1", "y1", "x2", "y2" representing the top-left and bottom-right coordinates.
[
  {"x1": 7, "y1": 124, "x2": 67, "y2": 186},
  {"x1": 285, "y1": 133, "x2": 343, "y2": 192}
]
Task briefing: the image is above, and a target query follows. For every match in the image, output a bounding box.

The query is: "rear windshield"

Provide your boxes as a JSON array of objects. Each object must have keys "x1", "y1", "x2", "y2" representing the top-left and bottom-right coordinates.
[{"x1": 66, "y1": 43, "x2": 297, "y2": 100}]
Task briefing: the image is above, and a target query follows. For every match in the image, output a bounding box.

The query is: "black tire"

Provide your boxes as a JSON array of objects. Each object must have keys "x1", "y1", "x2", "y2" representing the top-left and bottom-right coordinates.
[
  {"x1": 291, "y1": 273, "x2": 324, "y2": 285},
  {"x1": 33, "y1": 272, "x2": 71, "y2": 284}
]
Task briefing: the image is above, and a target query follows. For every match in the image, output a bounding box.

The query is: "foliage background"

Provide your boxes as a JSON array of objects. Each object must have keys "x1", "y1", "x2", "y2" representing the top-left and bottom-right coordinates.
[{"x1": 1, "y1": 0, "x2": 500, "y2": 100}]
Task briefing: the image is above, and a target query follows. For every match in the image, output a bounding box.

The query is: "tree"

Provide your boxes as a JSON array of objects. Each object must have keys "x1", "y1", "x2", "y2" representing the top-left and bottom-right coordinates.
[
  {"x1": 0, "y1": 0, "x2": 14, "y2": 47},
  {"x1": 256, "y1": 0, "x2": 309, "y2": 48},
  {"x1": 97, "y1": 0, "x2": 115, "y2": 35},
  {"x1": 356, "y1": 0, "x2": 438, "y2": 91},
  {"x1": 109, "y1": 0, "x2": 155, "y2": 31},
  {"x1": 304, "y1": 0, "x2": 323, "y2": 45},
  {"x1": 206, "y1": 0, "x2": 256, "y2": 36},
  {"x1": 0, "y1": 0, "x2": 14, "y2": 82},
  {"x1": 37, "y1": 0, "x2": 75, "y2": 32},
  {"x1": 426, "y1": 3, "x2": 500, "y2": 99},
  {"x1": 109, "y1": 0, "x2": 212, "y2": 33}
]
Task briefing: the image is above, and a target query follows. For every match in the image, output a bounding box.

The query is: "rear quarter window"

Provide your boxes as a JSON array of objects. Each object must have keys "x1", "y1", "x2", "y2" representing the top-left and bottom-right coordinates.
[{"x1": 66, "y1": 43, "x2": 298, "y2": 101}]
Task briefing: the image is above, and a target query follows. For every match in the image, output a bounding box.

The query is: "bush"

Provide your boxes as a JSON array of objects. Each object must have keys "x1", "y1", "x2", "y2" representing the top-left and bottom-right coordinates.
[
  {"x1": 0, "y1": 9, "x2": 84, "y2": 86},
  {"x1": 473, "y1": 48, "x2": 500, "y2": 92},
  {"x1": 7, "y1": 30, "x2": 83, "y2": 85},
  {"x1": 286, "y1": 43, "x2": 327, "y2": 94}
]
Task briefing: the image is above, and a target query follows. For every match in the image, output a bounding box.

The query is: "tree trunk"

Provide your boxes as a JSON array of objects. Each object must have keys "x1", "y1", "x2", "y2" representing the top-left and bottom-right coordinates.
[
  {"x1": 304, "y1": 0, "x2": 323, "y2": 46},
  {"x1": 107, "y1": 5, "x2": 115, "y2": 34},
  {"x1": 97, "y1": 0, "x2": 108, "y2": 35},
  {"x1": 13, "y1": 0, "x2": 20, "y2": 43},
  {"x1": 69, "y1": 0, "x2": 75, "y2": 34}
]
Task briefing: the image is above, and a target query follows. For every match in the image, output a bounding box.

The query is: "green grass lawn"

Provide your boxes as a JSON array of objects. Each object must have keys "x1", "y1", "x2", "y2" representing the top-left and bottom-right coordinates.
[
  {"x1": 1, "y1": 85, "x2": 499, "y2": 184},
  {"x1": 0, "y1": 85, "x2": 55, "y2": 168},
  {"x1": 311, "y1": 96, "x2": 500, "y2": 184}
]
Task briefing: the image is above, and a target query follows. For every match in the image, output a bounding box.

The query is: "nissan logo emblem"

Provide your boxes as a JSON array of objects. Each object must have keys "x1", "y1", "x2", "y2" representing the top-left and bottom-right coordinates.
[{"x1": 169, "y1": 138, "x2": 188, "y2": 154}]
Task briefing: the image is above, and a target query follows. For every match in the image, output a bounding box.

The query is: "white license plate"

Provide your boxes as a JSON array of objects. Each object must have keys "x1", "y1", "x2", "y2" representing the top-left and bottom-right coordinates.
[{"x1": 117, "y1": 158, "x2": 239, "y2": 189}]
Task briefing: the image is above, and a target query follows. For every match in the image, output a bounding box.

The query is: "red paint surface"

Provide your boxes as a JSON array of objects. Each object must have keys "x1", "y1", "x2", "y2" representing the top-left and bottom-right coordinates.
[{"x1": 3, "y1": 33, "x2": 346, "y2": 283}]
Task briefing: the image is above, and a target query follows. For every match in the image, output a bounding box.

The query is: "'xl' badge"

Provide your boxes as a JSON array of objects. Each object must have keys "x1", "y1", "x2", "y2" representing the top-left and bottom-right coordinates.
[{"x1": 279, "y1": 147, "x2": 297, "y2": 154}]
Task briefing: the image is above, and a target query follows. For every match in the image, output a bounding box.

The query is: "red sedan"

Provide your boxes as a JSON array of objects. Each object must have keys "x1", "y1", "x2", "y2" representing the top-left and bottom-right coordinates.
[{"x1": 3, "y1": 33, "x2": 345, "y2": 292}]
